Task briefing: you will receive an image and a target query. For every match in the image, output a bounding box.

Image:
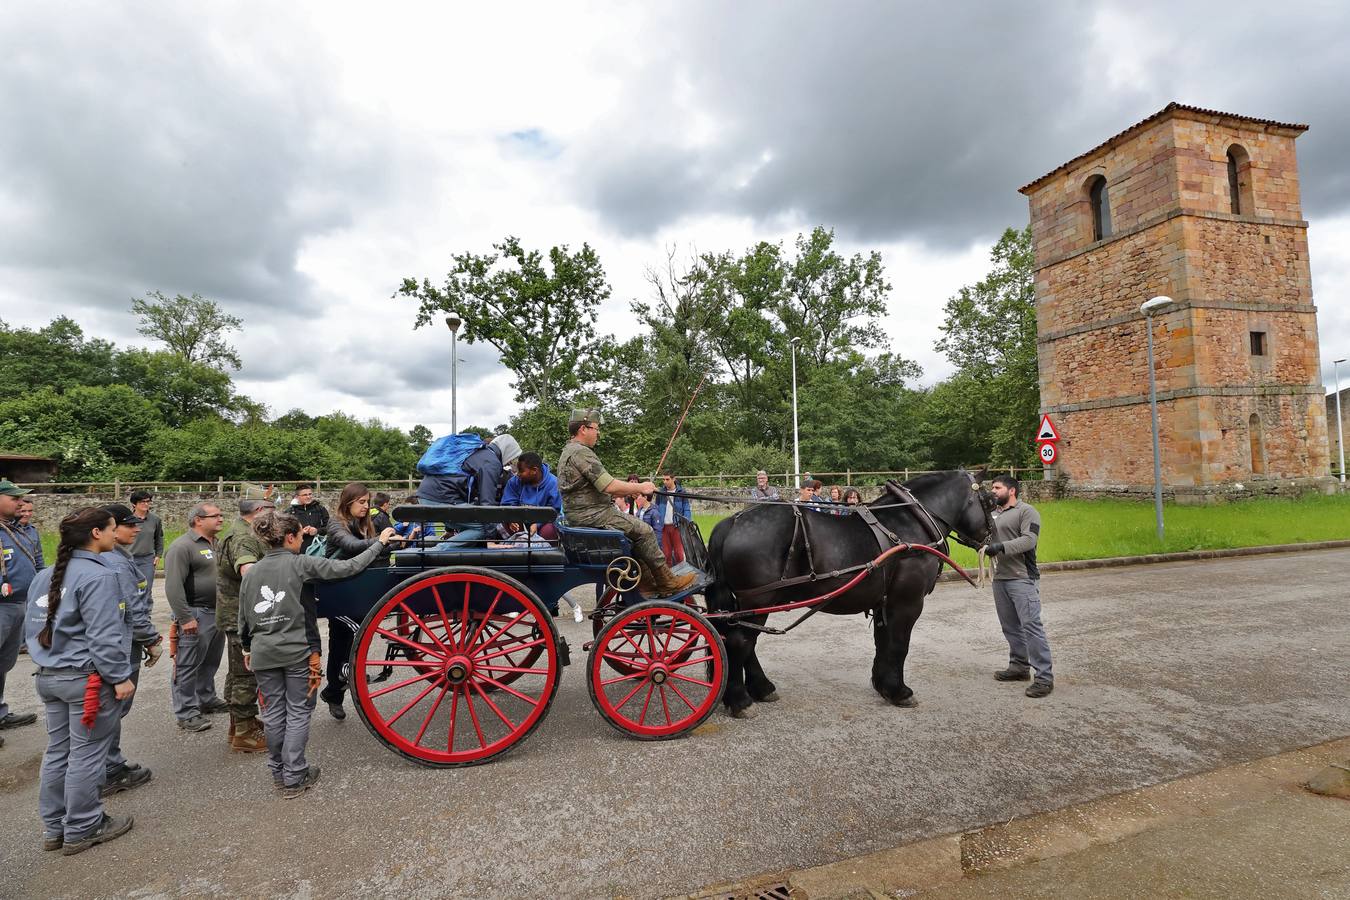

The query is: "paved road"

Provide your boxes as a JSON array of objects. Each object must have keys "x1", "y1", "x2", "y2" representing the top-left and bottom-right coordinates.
[{"x1": 1, "y1": 549, "x2": 1347, "y2": 898}]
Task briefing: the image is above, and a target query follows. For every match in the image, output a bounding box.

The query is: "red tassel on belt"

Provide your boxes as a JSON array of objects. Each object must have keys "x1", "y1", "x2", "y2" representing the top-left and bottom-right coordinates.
[{"x1": 81, "y1": 674, "x2": 103, "y2": 728}]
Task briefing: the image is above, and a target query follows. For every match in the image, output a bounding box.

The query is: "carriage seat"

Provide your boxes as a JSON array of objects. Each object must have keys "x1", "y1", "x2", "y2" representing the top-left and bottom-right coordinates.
[
  {"x1": 556, "y1": 522, "x2": 631, "y2": 565},
  {"x1": 390, "y1": 545, "x2": 567, "y2": 569}
]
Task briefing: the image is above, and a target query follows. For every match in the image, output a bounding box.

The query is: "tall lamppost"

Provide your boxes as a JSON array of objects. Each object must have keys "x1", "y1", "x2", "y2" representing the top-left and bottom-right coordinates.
[
  {"x1": 1140, "y1": 295, "x2": 1173, "y2": 542},
  {"x1": 1335, "y1": 357, "x2": 1346, "y2": 484},
  {"x1": 446, "y1": 316, "x2": 461, "y2": 434},
  {"x1": 789, "y1": 336, "x2": 802, "y2": 490}
]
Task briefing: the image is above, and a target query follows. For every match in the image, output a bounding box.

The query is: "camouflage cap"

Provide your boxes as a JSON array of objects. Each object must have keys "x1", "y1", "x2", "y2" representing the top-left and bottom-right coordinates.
[
  {"x1": 0, "y1": 479, "x2": 32, "y2": 497},
  {"x1": 569, "y1": 407, "x2": 604, "y2": 425}
]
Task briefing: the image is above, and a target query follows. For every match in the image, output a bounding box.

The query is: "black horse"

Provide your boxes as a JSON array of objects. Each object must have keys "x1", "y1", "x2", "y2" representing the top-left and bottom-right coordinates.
[{"x1": 704, "y1": 470, "x2": 995, "y2": 717}]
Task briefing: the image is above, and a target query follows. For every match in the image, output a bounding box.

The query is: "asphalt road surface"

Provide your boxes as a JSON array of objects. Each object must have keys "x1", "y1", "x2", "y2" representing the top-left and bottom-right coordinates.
[{"x1": 1, "y1": 548, "x2": 1347, "y2": 898}]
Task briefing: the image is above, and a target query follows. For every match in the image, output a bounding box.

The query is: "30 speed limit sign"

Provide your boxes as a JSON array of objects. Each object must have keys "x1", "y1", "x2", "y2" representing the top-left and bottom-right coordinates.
[{"x1": 1038, "y1": 441, "x2": 1058, "y2": 465}]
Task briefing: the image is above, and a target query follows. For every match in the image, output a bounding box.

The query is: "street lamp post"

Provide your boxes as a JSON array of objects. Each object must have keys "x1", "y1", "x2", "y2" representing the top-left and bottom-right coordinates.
[
  {"x1": 1140, "y1": 296, "x2": 1173, "y2": 542},
  {"x1": 789, "y1": 337, "x2": 802, "y2": 490},
  {"x1": 446, "y1": 316, "x2": 461, "y2": 434},
  {"x1": 1335, "y1": 358, "x2": 1346, "y2": 484}
]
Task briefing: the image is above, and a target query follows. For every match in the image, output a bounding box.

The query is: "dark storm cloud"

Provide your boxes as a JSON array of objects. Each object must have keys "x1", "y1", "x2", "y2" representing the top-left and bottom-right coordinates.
[
  {"x1": 575, "y1": 1, "x2": 1350, "y2": 247},
  {"x1": 0, "y1": 5, "x2": 391, "y2": 319}
]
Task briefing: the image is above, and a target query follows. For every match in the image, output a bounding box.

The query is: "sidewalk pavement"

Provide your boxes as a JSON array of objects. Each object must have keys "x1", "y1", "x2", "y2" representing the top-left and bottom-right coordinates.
[{"x1": 696, "y1": 738, "x2": 1350, "y2": 899}]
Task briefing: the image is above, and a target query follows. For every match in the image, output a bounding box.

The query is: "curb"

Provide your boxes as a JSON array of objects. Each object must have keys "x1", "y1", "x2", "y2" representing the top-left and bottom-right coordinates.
[
  {"x1": 938, "y1": 538, "x2": 1350, "y2": 582},
  {"x1": 686, "y1": 736, "x2": 1350, "y2": 899}
]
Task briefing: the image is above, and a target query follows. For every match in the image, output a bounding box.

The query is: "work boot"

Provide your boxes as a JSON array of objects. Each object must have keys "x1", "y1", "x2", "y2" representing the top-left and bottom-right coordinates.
[
  {"x1": 0, "y1": 711, "x2": 37, "y2": 729},
  {"x1": 1025, "y1": 679, "x2": 1054, "y2": 699},
  {"x1": 100, "y1": 764, "x2": 152, "y2": 797},
  {"x1": 635, "y1": 565, "x2": 656, "y2": 595},
  {"x1": 230, "y1": 718, "x2": 267, "y2": 753},
  {"x1": 177, "y1": 715, "x2": 212, "y2": 732},
  {"x1": 61, "y1": 814, "x2": 133, "y2": 856},
  {"x1": 280, "y1": 765, "x2": 321, "y2": 799},
  {"x1": 652, "y1": 566, "x2": 697, "y2": 597},
  {"x1": 993, "y1": 666, "x2": 1032, "y2": 682}
]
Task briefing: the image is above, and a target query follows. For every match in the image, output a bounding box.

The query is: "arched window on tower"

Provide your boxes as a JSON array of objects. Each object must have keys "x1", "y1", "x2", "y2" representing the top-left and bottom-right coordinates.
[
  {"x1": 1227, "y1": 145, "x2": 1254, "y2": 216},
  {"x1": 1249, "y1": 412, "x2": 1266, "y2": 475},
  {"x1": 1087, "y1": 175, "x2": 1112, "y2": 242}
]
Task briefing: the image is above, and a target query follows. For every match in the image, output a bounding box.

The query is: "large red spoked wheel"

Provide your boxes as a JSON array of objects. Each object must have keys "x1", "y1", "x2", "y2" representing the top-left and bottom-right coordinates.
[
  {"x1": 351, "y1": 567, "x2": 560, "y2": 767},
  {"x1": 587, "y1": 601, "x2": 726, "y2": 740}
]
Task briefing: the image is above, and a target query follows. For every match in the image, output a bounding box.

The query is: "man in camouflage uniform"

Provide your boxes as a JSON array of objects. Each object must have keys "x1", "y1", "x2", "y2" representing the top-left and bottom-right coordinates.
[
  {"x1": 557, "y1": 409, "x2": 696, "y2": 596},
  {"x1": 215, "y1": 498, "x2": 271, "y2": 752}
]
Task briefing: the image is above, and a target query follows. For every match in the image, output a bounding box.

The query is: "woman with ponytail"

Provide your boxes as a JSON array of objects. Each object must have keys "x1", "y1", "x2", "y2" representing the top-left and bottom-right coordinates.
[
  {"x1": 25, "y1": 507, "x2": 136, "y2": 855},
  {"x1": 240, "y1": 509, "x2": 395, "y2": 797}
]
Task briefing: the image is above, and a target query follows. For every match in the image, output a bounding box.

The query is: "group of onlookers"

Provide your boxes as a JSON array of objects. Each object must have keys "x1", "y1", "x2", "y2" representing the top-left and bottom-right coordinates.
[
  {"x1": 749, "y1": 469, "x2": 861, "y2": 513},
  {"x1": 615, "y1": 472, "x2": 691, "y2": 566}
]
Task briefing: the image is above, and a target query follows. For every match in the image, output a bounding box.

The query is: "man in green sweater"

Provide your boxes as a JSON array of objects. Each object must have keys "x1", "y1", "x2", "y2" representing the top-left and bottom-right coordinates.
[{"x1": 982, "y1": 474, "x2": 1055, "y2": 699}]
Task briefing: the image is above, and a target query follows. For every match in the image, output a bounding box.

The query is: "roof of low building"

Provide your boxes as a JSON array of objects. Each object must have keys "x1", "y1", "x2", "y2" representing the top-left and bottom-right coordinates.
[
  {"x1": 1019, "y1": 102, "x2": 1309, "y2": 195},
  {"x1": 0, "y1": 453, "x2": 56, "y2": 462}
]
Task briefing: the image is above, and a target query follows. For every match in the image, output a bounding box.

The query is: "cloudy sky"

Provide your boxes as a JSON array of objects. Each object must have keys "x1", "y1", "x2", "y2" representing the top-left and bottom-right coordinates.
[{"x1": 4, "y1": 1, "x2": 1349, "y2": 434}]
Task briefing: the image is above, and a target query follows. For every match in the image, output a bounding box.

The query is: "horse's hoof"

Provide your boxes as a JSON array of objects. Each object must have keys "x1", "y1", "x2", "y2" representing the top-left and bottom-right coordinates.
[
  {"x1": 729, "y1": 706, "x2": 757, "y2": 720},
  {"x1": 890, "y1": 694, "x2": 918, "y2": 709},
  {"x1": 756, "y1": 691, "x2": 780, "y2": 703}
]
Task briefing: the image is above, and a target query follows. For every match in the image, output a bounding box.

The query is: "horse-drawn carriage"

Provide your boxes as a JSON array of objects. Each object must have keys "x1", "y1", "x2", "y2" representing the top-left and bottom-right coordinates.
[{"x1": 314, "y1": 471, "x2": 995, "y2": 768}]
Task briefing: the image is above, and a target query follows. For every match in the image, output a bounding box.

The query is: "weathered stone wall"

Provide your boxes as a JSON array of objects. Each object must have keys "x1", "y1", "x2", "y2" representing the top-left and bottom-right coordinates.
[
  {"x1": 24, "y1": 490, "x2": 348, "y2": 535},
  {"x1": 1022, "y1": 105, "x2": 1330, "y2": 492}
]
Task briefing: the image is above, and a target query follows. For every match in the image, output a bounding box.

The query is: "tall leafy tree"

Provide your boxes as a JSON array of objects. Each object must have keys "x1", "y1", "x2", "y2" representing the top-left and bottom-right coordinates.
[
  {"x1": 932, "y1": 225, "x2": 1040, "y2": 467},
  {"x1": 397, "y1": 236, "x2": 612, "y2": 408},
  {"x1": 781, "y1": 226, "x2": 891, "y2": 366},
  {"x1": 132, "y1": 291, "x2": 243, "y2": 370},
  {"x1": 0, "y1": 317, "x2": 118, "y2": 395}
]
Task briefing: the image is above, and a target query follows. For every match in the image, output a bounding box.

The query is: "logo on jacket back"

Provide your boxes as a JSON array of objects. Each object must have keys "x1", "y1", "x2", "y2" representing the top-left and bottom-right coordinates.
[
  {"x1": 34, "y1": 587, "x2": 66, "y2": 609},
  {"x1": 253, "y1": 585, "x2": 285, "y2": 614}
]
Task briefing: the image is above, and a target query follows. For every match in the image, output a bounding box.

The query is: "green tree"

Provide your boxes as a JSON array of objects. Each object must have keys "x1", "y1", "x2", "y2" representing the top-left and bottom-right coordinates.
[
  {"x1": 0, "y1": 385, "x2": 163, "y2": 479},
  {"x1": 397, "y1": 236, "x2": 612, "y2": 407},
  {"x1": 113, "y1": 349, "x2": 238, "y2": 427},
  {"x1": 932, "y1": 226, "x2": 1039, "y2": 467},
  {"x1": 782, "y1": 226, "x2": 891, "y2": 366},
  {"x1": 408, "y1": 424, "x2": 433, "y2": 456},
  {"x1": 0, "y1": 317, "x2": 118, "y2": 395},
  {"x1": 145, "y1": 420, "x2": 346, "y2": 481},
  {"x1": 132, "y1": 291, "x2": 243, "y2": 370}
]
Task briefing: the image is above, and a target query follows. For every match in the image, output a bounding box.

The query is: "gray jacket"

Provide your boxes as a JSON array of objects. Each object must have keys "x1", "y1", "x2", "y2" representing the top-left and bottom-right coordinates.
[
  {"x1": 129, "y1": 511, "x2": 164, "y2": 558},
  {"x1": 163, "y1": 531, "x2": 218, "y2": 620},
  {"x1": 990, "y1": 501, "x2": 1041, "y2": 581},
  {"x1": 26, "y1": 550, "x2": 133, "y2": 683},
  {"x1": 239, "y1": 542, "x2": 382, "y2": 670},
  {"x1": 104, "y1": 546, "x2": 158, "y2": 644}
]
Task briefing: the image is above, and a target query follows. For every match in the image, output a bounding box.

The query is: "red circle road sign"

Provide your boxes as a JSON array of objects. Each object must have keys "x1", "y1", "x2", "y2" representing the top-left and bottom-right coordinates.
[{"x1": 1039, "y1": 441, "x2": 1058, "y2": 465}]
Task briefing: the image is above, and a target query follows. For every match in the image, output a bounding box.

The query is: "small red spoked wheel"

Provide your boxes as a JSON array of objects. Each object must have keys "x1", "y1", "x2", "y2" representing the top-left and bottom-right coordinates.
[
  {"x1": 351, "y1": 567, "x2": 560, "y2": 767},
  {"x1": 592, "y1": 592, "x2": 704, "y2": 678},
  {"x1": 588, "y1": 601, "x2": 726, "y2": 740}
]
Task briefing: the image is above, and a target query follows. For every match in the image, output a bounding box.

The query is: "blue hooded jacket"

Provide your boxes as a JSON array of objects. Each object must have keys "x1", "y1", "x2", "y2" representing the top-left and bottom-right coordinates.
[{"x1": 501, "y1": 463, "x2": 562, "y2": 513}]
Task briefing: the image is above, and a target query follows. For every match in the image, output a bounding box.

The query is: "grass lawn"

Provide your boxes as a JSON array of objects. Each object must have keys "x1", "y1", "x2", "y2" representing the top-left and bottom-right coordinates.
[{"x1": 694, "y1": 493, "x2": 1350, "y2": 567}]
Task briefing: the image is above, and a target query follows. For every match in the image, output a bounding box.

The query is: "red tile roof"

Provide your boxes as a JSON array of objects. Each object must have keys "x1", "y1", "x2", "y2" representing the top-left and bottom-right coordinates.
[{"x1": 1019, "y1": 103, "x2": 1309, "y2": 195}]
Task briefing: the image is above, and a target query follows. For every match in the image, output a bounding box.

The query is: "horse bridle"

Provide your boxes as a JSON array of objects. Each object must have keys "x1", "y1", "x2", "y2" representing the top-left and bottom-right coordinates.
[{"x1": 887, "y1": 471, "x2": 994, "y2": 552}]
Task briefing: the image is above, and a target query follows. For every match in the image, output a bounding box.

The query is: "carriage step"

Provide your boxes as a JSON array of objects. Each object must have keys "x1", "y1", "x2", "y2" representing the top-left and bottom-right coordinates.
[{"x1": 558, "y1": 637, "x2": 571, "y2": 667}]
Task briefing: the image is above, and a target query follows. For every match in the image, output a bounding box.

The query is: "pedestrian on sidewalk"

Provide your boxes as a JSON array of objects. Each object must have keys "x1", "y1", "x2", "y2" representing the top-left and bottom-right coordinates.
[
  {"x1": 240, "y1": 510, "x2": 396, "y2": 798},
  {"x1": 26, "y1": 507, "x2": 137, "y2": 855},
  {"x1": 0, "y1": 479, "x2": 42, "y2": 735},
  {"x1": 981, "y1": 474, "x2": 1054, "y2": 698},
  {"x1": 98, "y1": 504, "x2": 162, "y2": 795},
  {"x1": 165, "y1": 503, "x2": 227, "y2": 731}
]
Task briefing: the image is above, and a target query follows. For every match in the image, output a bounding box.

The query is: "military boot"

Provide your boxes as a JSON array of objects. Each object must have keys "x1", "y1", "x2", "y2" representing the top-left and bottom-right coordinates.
[
  {"x1": 635, "y1": 564, "x2": 656, "y2": 596},
  {"x1": 652, "y1": 566, "x2": 696, "y2": 597},
  {"x1": 230, "y1": 717, "x2": 267, "y2": 753}
]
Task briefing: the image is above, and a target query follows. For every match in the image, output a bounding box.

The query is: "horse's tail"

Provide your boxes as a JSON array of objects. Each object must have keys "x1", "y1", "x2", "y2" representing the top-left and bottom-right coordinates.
[{"x1": 704, "y1": 516, "x2": 735, "y2": 614}]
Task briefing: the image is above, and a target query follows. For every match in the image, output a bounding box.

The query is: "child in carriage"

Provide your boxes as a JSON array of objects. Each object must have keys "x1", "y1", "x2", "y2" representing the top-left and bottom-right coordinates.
[{"x1": 239, "y1": 511, "x2": 397, "y2": 798}]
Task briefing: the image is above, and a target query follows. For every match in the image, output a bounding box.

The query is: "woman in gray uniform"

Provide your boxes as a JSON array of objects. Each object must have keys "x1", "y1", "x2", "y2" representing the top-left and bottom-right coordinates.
[
  {"x1": 241, "y1": 510, "x2": 395, "y2": 798},
  {"x1": 26, "y1": 507, "x2": 137, "y2": 855}
]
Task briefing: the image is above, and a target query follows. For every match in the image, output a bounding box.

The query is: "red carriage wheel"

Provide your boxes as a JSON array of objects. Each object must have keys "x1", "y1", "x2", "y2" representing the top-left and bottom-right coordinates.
[
  {"x1": 351, "y1": 567, "x2": 560, "y2": 767},
  {"x1": 587, "y1": 601, "x2": 726, "y2": 740}
]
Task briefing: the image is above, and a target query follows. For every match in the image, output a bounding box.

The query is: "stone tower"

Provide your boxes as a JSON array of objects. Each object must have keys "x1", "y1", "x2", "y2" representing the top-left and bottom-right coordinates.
[{"x1": 1019, "y1": 103, "x2": 1330, "y2": 495}]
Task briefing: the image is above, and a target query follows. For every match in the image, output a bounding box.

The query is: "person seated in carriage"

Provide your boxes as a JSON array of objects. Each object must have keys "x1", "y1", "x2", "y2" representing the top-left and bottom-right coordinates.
[
  {"x1": 500, "y1": 451, "x2": 561, "y2": 542},
  {"x1": 556, "y1": 408, "x2": 696, "y2": 597}
]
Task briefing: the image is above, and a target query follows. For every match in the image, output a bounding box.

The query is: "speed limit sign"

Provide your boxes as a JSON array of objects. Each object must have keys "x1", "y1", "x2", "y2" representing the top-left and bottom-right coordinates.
[{"x1": 1038, "y1": 441, "x2": 1058, "y2": 465}]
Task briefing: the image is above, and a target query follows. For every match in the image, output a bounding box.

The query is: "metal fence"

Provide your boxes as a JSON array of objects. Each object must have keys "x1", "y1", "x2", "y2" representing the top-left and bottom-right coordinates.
[{"x1": 13, "y1": 468, "x2": 1047, "y2": 495}]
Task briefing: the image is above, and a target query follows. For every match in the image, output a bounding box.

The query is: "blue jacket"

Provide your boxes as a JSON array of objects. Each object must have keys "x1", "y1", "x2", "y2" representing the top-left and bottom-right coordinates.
[
  {"x1": 417, "y1": 443, "x2": 506, "y2": 506},
  {"x1": 26, "y1": 549, "x2": 133, "y2": 683},
  {"x1": 639, "y1": 504, "x2": 663, "y2": 534},
  {"x1": 501, "y1": 463, "x2": 562, "y2": 513},
  {"x1": 1, "y1": 520, "x2": 44, "y2": 603},
  {"x1": 653, "y1": 486, "x2": 691, "y2": 539}
]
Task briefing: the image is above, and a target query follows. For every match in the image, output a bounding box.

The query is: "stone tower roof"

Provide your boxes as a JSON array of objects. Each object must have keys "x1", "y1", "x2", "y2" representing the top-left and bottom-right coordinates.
[{"x1": 1018, "y1": 102, "x2": 1309, "y2": 195}]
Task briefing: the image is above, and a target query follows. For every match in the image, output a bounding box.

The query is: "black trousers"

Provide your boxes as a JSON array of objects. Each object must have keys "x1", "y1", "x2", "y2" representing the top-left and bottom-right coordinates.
[{"x1": 320, "y1": 618, "x2": 354, "y2": 705}]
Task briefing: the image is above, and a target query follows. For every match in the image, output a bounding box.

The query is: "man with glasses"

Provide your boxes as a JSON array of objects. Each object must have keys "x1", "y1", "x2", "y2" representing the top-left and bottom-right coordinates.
[
  {"x1": 289, "y1": 484, "x2": 329, "y2": 554},
  {"x1": 556, "y1": 409, "x2": 695, "y2": 597},
  {"x1": 127, "y1": 490, "x2": 164, "y2": 613},
  {"x1": 0, "y1": 479, "x2": 41, "y2": 738},
  {"x1": 164, "y1": 503, "x2": 227, "y2": 731},
  {"x1": 215, "y1": 498, "x2": 272, "y2": 752}
]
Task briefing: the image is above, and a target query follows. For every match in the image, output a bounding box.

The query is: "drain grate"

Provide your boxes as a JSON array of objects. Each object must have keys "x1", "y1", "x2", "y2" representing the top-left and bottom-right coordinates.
[{"x1": 706, "y1": 881, "x2": 798, "y2": 900}]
